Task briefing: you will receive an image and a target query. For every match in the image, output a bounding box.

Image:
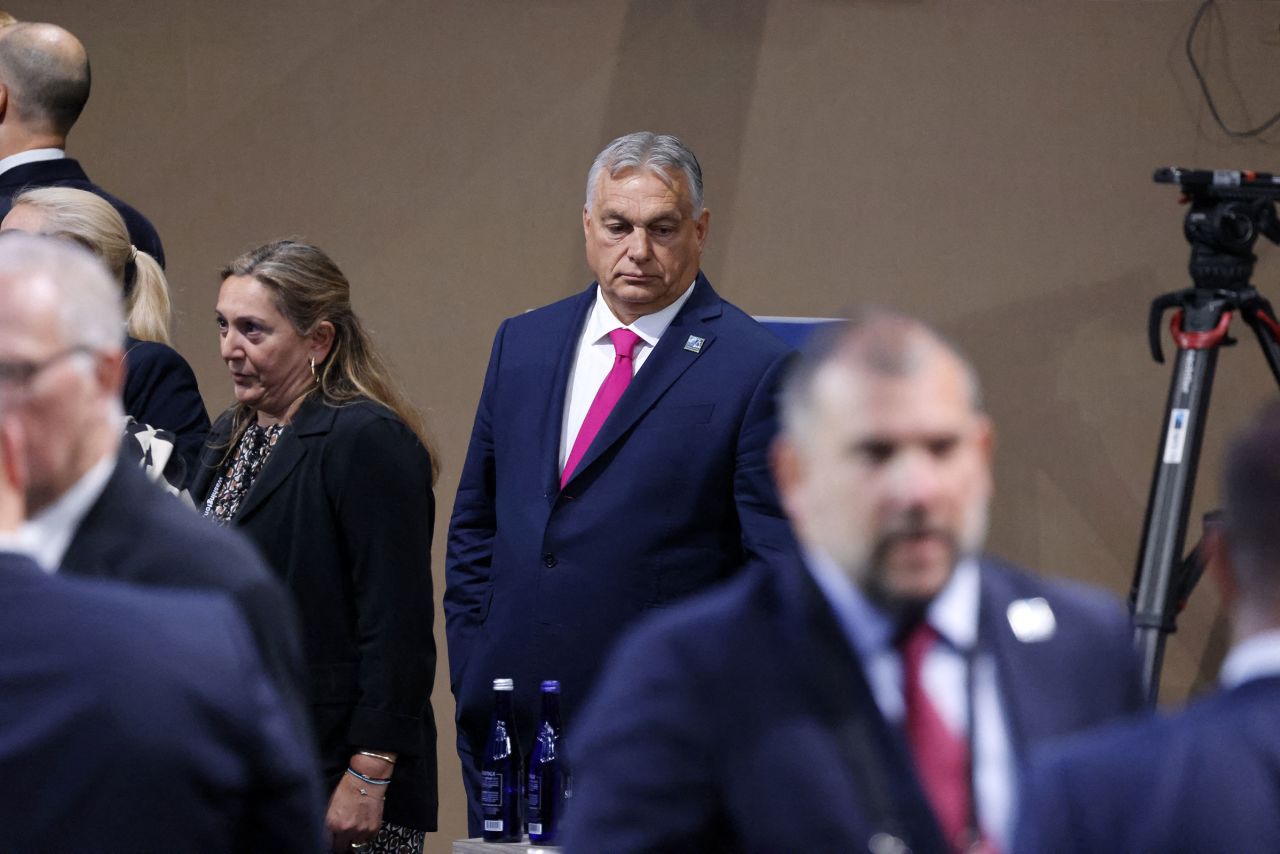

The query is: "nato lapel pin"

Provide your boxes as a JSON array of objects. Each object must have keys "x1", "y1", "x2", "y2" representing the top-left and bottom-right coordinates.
[
  {"x1": 1006, "y1": 597, "x2": 1056, "y2": 643},
  {"x1": 684, "y1": 335, "x2": 705, "y2": 353}
]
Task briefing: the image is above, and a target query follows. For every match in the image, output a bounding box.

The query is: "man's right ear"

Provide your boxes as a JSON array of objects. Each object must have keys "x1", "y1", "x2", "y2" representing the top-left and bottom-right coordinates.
[{"x1": 1204, "y1": 522, "x2": 1238, "y2": 611}]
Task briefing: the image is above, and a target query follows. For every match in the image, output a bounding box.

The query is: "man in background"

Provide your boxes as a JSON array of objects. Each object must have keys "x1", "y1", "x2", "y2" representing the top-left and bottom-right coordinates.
[
  {"x1": 445, "y1": 131, "x2": 793, "y2": 831},
  {"x1": 0, "y1": 21, "x2": 164, "y2": 264},
  {"x1": 1016, "y1": 400, "x2": 1280, "y2": 853},
  {"x1": 564, "y1": 313, "x2": 1142, "y2": 853}
]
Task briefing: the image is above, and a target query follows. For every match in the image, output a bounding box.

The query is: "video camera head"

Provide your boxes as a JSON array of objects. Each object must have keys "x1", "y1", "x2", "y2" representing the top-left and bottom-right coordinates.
[{"x1": 1155, "y1": 167, "x2": 1280, "y2": 291}]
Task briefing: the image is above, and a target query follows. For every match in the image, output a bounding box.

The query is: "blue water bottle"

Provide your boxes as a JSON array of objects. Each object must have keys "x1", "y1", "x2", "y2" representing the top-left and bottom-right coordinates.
[
  {"x1": 481, "y1": 678, "x2": 523, "y2": 842},
  {"x1": 526, "y1": 680, "x2": 567, "y2": 844}
]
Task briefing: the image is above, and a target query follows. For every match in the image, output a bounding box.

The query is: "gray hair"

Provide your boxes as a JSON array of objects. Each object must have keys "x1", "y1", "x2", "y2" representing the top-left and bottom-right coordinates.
[
  {"x1": 585, "y1": 132, "x2": 704, "y2": 216},
  {"x1": 0, "y1": 231, "x2": 124, "y2": 353},
  {"x1": 780, "y1": 310, "x2": 984, "y2": 443}
]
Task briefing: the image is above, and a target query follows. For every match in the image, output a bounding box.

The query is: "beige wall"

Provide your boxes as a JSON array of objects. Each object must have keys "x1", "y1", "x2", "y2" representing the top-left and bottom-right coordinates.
[{"x1": 16, "y1": 0, "x2": 1280, "y2": 845}]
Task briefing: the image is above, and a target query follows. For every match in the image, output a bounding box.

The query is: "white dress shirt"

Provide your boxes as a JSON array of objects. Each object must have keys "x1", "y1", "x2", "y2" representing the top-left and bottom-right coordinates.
[
  {"x1": 1220, "y1": 629, "x2": 1280, "y2": 689},
  {"x1": 804, "y1": 548, "x2": 1016, "y2": 849},
  {"x1": 0, "y1": 147, "x2": 65, "y2": 179},
  {"x1": 19, "y1": 454, "x2": 114, "y2": 573},
  {"x1": 558, "y1": 279, "x2": 699, "y2": 471}
]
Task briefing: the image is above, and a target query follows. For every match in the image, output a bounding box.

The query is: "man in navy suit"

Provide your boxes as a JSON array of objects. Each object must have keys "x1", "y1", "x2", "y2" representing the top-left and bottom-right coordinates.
[
  {"x1": 0, "y1": 22, "x2": 164, "y2": 264},
  {"x1": 1015, "y1": 402, "x2": 1280, "y2": 853},
  {"x1": 0, "y1": 405, "x2": 323, "y2": 850},
  {"x1": 0, "y1": 232, "x2": 304, "y2": 720},
  {"x1": 563, "y1": 313, "x2": 1142, "y2": 853},
  {"x1": 445, "y1": 132, "x2": 793, "y2": 831}
]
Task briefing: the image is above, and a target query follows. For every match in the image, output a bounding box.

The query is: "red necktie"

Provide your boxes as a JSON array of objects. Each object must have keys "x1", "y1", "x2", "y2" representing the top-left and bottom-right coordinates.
[
  {"x1": 899, "y1": 622, "x2": 976, "y2": 853},
  {"x1": 561, "y1": 328, "x2": 642, "y2": 487}
]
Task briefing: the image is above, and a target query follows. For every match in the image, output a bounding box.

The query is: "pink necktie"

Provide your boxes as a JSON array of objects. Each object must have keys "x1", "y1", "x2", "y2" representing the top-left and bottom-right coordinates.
[
  {"x1": 899, "y1": 622, "x2": 978, "y2": 854},
  {"x1": 561, "y1": 328, "x2": 642, "y2": 487}
]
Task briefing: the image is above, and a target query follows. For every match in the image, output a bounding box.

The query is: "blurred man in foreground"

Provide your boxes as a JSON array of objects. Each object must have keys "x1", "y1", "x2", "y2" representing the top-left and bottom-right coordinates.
[
  {"x1": 0, "y1": 397, "x2": 322, "y2": 849},
  {"x1": 565, "y1": 312, "x2": 1142, "y2": 853}
]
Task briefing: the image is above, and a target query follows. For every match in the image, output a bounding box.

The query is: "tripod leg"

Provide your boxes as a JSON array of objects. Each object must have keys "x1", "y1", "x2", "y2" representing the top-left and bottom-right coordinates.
[{"x1": 1131, "y1": 309, "x2": 1226, "y2": 705}]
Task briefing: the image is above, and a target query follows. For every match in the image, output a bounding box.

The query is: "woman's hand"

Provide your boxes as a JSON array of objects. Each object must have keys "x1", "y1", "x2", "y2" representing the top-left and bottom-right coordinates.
[{"x1": 326, "y1": 752, "x2": 394, "y2": 852}]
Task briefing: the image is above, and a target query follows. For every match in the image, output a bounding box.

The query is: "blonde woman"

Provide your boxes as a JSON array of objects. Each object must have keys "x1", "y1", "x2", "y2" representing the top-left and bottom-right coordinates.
[{"x1": 0, "y1": 187, "x2": 209, "y2": 482}]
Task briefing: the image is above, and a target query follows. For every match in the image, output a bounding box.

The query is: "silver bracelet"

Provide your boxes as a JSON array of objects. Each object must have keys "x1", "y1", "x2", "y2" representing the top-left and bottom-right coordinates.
[
  {"x1": 357, "y1": 750, "x2": 397, "y2": 764},
  {"x1": 346, "y1": 767, "x2": 391, "y2": 786}
]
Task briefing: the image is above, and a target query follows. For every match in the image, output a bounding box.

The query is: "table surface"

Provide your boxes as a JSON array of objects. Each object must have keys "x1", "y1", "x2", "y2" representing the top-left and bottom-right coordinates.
[{"x1": 452, "y1": 838, "x2": 560, "y2": 853}]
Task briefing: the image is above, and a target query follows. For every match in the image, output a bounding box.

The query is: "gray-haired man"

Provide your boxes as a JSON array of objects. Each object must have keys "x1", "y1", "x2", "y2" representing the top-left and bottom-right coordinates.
[
  {"x1": 445, "y1": 131, "x2": 794, "y2": 832},
  {"x1": 0, "y1": 232, "x2": 306, "y2": 721}
]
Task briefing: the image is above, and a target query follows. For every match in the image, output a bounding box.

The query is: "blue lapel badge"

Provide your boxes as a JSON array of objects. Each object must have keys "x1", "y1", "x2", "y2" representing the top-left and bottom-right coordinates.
[
  {"x1": 684, "y1": 335, "x2": 705, "y2": 353},
  {"x1": 1006, "y1": 597, "x2": 1056, "y2": 643}
]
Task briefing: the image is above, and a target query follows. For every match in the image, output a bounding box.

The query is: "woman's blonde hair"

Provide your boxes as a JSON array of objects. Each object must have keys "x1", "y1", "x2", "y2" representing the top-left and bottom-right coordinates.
[
  {"x1": 220, "y1": 239, "x2": 439, "y2": 482},
  {"x1": 11, "y1": 187, "x2": 172, "y2": 344}
]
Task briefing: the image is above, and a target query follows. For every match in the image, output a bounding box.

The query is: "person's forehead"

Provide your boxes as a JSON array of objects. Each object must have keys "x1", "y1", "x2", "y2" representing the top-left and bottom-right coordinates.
[
  {"x1": 594, "y1": 167, "x2": 689, "y2": 212},
  {"x1": 218, "y1": 275, "x2": 277, "y2": 314},
  {"x1": 0, "y1": 273, "x2": 64, "y2": 352},
  {"x1": 816, "y1": 353, "x2": 975, "y2": 430}
]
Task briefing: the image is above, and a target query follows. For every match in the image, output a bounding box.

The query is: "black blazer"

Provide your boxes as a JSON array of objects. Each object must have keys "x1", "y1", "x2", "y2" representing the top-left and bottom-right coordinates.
[
  {"x1": 60, "y1": 456, "x2": 310, "y2": 732},
  {"x1": 123, "y1": 336, "x2": 211, "y2": 487},
  {"x1": 193, "y1": 396, "x2": 438, "y2": 831},
  {"x1": 0, "y1": 552, "x2": 324, "y2": 851},
  {"x1": 0, "y1": 157, "x2": 165, "y2": 266}
]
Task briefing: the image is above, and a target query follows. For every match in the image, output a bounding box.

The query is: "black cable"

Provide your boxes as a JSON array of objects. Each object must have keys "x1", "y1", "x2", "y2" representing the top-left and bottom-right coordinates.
[{"x1": 1186, "y1": 0, "x2": 1280, "y2": 139}]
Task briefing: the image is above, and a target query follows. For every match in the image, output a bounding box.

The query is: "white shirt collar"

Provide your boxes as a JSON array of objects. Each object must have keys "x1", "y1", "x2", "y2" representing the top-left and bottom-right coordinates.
[
  {"x1": 586, "y1": 277, "x2": 699, "y2": 349},
  {"x1": 0, "y1": 147, "x2": 65, "y2": 178},
  {"x1": 803, "y1": 544, "x2": 981, "y2": 658},
  {"x1": 1220, "y1": 629, "x2": 1280, "y2": 689},
  {"x1": 19, "y1": 453, "x2": 115, "y2": 573}
]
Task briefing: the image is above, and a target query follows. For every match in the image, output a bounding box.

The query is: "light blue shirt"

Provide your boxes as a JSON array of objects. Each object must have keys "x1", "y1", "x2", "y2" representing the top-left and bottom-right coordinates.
[{"x1": 803, "y1": 548, "x2": 1016, "y2": 849}]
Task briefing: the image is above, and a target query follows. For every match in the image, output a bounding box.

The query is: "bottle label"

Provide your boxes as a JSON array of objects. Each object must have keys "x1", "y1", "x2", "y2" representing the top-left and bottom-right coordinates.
[
  {"x1": 480, "y1": 770, "x2": 502, "y2": 807},
  {"x1": 527, "y1": 773, "x2": 541, "y2": 810},
  {"x1": 484, "y1": 820, "x2": 504, "y2": 832},
  {"x1": 528, "y1": 822, "x2": 543, "y2": 835}
]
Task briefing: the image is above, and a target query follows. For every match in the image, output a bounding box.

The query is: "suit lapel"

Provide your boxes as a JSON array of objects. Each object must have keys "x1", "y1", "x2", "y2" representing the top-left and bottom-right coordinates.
[
  {"x1": 775, "y1": 553, "x2": 948, "y2": 852},
  {"x1": 562, "y1": 274, "x2": 721, "y2": 488},
  {"x1": 232, "y1": 396, "x2": 333, "y2": 524},
  {"x1": 979, "y1": 561, "x2": 1035, "y2": 756},
  {"x1": 541, "y1": 288, "x2": 596, "y2": 495}
]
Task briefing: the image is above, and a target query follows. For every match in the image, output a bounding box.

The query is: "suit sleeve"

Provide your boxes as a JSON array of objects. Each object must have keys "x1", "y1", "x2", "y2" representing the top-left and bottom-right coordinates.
[
  {"x1": 732, "y1": 350, "x2": 795, "y2": 563},
  {"x1": 444, "y1": 320, "x2": 507, "y2": 688},
  {"x1": 1011, "y1": 748, "x2": 1090, "y2": 854},
  {"x1": 327, "y1": 414, "x2": 436, "y2": 754},
  {"x1": 562, "y1": 623, "x2": 723, "y2": 854}
]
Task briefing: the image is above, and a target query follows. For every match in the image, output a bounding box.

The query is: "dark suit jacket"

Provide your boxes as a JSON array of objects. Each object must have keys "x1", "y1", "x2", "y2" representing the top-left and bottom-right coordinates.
[
  {"x1": 192, "y1": 397, "x2": 439, "y2": 831},
  {"x1": 1015, "y1": 674, "x2": 1280, "y2": 854},
  {"x1": 445, "y1": 274, "x2": 794, "y2": 769},
  {"x1": 0, "y1": 552, "x2": 323, "y2": 852},
  {"x1": 123, "y1": 336, "x2": 211, "y2": 486},
  {"x1": 60, "y1": 455, "x2": 309, "y2": 734},
  {"x1": 0, "y1": 157, "x2": 164, "y2": 266},
  {"x1": 563, "y1": 553, "x2": 1143, "y2": 853}
]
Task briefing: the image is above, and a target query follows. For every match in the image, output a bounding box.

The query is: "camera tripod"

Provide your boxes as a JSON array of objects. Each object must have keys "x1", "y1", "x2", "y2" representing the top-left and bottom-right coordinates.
[{"x1": 1131, "y1": 167, "x2": 1280, "y2": 705}]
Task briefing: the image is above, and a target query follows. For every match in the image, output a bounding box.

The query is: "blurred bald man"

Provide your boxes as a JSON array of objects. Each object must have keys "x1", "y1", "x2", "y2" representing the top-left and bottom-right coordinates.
[{"x1": 0, "y1": 21, "x2": 164, "y2": 265}]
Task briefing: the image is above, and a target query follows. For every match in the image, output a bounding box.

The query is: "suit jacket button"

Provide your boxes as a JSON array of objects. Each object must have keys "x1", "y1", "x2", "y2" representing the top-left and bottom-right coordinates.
[{"x1": 542, "y1": 553, "x2": 557, "y2": 568}]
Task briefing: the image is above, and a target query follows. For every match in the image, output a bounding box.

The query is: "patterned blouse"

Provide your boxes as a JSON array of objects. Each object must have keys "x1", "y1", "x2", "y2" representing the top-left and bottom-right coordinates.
[{"x1": 201, "y1": 422, "x2": 285, "y2": 525}]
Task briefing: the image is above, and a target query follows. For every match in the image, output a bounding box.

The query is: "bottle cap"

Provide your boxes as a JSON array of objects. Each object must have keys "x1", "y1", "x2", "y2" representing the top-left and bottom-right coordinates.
[
  {"x1": 540, "y1": 680, "x2": 561, "y2": 692},
  {"x1": 493, "y1": 678, "x2": 514, "y2": 691}
]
